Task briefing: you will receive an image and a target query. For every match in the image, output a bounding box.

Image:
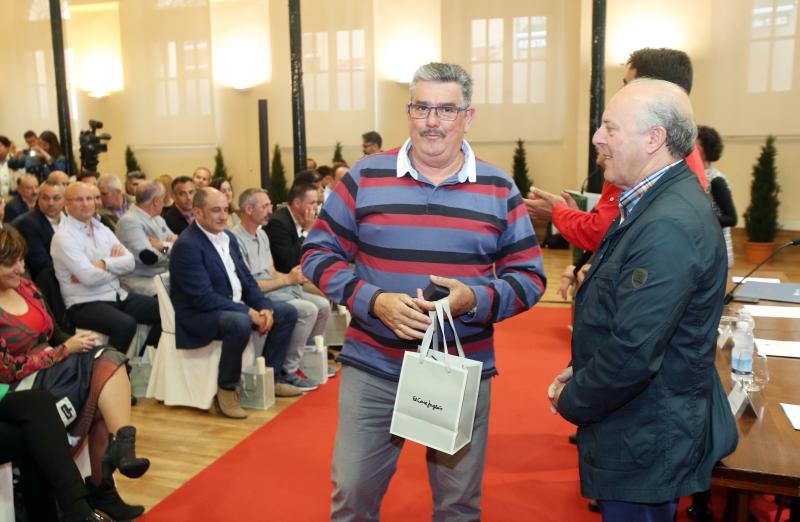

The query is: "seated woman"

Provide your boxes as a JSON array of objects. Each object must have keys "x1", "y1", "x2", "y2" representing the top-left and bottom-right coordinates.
[
  {"x1": 0, "y1": 389, "x2": 109, "y2": 521},
  {"x1": 0, "y1": 227, "x2": 148, "y2": 521},
  {"x1": 211, "y1": 176, "x2": 240, "y2": 228}
]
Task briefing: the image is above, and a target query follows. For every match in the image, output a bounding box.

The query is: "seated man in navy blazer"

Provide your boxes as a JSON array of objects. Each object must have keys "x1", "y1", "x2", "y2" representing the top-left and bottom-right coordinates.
[
  {"x1": 13, "y1": 179, "x2": 65, "y2": 281},
  {"x1": 169, "y1": 188, "x2": 300, "y2": 419}
]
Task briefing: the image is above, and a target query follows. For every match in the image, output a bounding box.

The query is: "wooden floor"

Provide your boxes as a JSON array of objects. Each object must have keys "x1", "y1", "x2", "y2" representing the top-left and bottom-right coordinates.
[{"x1": 118, "y1": 228, "x2": 800, "y2": 511}]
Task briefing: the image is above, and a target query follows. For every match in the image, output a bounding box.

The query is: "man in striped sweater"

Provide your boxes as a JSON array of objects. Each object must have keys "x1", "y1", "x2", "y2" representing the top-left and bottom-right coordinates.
[{"x1": 302, "y1": 62, "x2": 546, "y2": 521}]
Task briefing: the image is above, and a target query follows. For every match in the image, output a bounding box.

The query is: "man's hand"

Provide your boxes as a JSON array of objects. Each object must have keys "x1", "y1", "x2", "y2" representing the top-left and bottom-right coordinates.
[
  {"x1": 576, "y1": 264, "x2": 590, "y2": 286},
  {"x1": 373, "y1": 292, "x2": 431, "y2": 341},
  {"x1": 147, "y1": 235, "x2": 165, "y2": 251},
  {"x1": 248, "y1": 308, "x2": 268, "y2": 334},
  {"x1": 548, "y1": 366, "x2": 574, "y2": 414},
  {"x1": 558, "y1": 265, "x2": 577, "y2": 301},
  {"x1": 286, "y1": 266, "x2": 306, "y2": 285},
  {"x1": 413, "y1": 275, "x2": 477, "y2": 318},
  {"x1": 110, "y1": 244, "x2": 126, "y2": 257},
  {"x1": 301, "y1": 206, "x2": 316, "y2": 231},
  {"x1": 90, "y1": 260, "x2": 105, "y2": 271},
  {"x1": 258, "y1": 309, "x2": 274, "y2": 334},
  {"x1": 167, "y1": 234, "x2": 178, "y2": 242},
  {"x1": 524, "y1": 187, "x2": 573, "y2": 221}
]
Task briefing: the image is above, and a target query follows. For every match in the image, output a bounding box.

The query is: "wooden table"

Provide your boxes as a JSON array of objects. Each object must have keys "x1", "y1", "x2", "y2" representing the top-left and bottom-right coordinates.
[{"x1": 712, "y1": 305, "x2": 800, "y2": 520}]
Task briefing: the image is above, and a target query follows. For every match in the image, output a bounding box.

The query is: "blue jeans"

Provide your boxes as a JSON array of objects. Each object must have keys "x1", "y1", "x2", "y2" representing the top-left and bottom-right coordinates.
[
  {"x1": 331, "y1": 366, "x2": 492, "y2": 522},
  {"x1": 216, "y1": 301, "x2": 297, "y2": 389}
]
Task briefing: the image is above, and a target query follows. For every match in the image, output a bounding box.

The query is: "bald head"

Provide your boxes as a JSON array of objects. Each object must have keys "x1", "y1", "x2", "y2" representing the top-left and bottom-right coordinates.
[
  {"x1": 65, "y1": 182, "x2": 98, "y2": 223},
  {"x1": 592, "y1": 78, "x2": 696, "y2": 190},
  {"x1": 193, "y1": 187, "x2": 229, "y2": 234},
  {"x1": 47, "y1": 170, "x2": 69, "y2": 188},
  {"x1": 626, "y1": 79, "x2": 695, "y2": 158}
]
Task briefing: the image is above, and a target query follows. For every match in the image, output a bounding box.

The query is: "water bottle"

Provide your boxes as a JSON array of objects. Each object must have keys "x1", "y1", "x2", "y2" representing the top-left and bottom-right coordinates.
[
  {"x1": 731, "y1": 322, "x2": 754, "y2": 386},
  {"x1": 737, "y1": 309, "x2": 755, "y2": 332}
]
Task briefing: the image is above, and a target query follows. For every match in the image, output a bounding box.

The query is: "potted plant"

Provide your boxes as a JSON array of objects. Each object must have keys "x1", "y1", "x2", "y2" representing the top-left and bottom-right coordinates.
[
  {"x1": 270, "y1": 144, "x2": 288, "y2": 204},
  {"x1": 743, "y1": 136, "x2": 780, "y2": 264},
  {"x1": 512, "y1": 138, "x2": 531, "y2": 196},
  {"x1": 213, "y1": 147, "x2": 229, "y2": 181}
]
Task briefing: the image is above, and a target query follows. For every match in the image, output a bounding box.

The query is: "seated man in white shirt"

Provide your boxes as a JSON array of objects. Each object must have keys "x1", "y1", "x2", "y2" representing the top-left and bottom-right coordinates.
[
  {"x1": 231, "y1": 188, "x2": 332, "y2": 389},
  {"x1": 51, "y1": 182, "x2": 161, "y2": 352},
  {"x1": 117, "y1": 180, "x2": 176, "y2": 295}
]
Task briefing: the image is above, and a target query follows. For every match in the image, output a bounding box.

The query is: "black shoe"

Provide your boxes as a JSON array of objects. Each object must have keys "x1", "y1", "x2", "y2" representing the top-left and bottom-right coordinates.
[
  {"x1": 568, "y1": 433, "x2": 578, "y2": 445},
  {"x1": 687, "y1": 505, "x2": 714, "y2": 521},
  {"x1": 102, "y1": 426, "x2": 150, "y2": 483},
  {"x1": 86, "y1": 478, "x2": 144, "y2": 520},
  {"x1": 588, "y1": 499, "x2": 601, "y2": 513}
]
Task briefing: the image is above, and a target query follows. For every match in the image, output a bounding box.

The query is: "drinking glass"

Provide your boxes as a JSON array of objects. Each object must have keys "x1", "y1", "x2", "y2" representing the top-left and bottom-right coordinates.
[{"x1": 745, "y1": 351, "x2": 769, "y2": 392}]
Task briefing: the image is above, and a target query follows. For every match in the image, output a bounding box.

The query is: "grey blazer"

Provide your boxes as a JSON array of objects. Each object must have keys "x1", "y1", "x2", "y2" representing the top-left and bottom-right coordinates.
[{"x1": 116, "y1": 205, "x2": 172, "y2": 278}]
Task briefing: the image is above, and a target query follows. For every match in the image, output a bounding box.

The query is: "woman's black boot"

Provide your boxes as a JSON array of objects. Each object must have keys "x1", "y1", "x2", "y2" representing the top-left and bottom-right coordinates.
[
  {"x1": 101, "y1": 426, "x2": 150, "y2": 483},
  {"x1": 85, "y1": 478, "x2": 144, "y2": 521}
]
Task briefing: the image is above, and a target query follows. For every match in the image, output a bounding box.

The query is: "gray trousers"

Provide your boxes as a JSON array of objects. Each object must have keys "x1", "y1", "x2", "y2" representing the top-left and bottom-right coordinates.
[
  {"x1": 268, "y1": 289, "x2": 331, "y2": 374},
  {"x1": 331, "y1": 366, "x2": 491, "y2": 522}
]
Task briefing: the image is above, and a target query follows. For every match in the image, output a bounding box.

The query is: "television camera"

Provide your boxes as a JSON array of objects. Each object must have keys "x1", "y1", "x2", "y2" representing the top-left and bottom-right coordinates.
[{"x1": 79, "y1": 119, "x2": 111, "y2": 173}]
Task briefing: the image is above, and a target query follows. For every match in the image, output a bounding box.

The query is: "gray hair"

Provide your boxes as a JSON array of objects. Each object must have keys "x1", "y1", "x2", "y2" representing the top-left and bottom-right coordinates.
[
  {"x1": 238, "y1": 187, "x2": 268, "y2": 210},
  {"x1": 410, "y1": 63, "x2": 473, "y2": 107},
  {"x1": 135, "y1": 180, "x2": 165, "y2": 205},
  {"x1": 97, "y1": 173, "x2": 122, "y2": 191},
  {"x1": 631, "y1": 78, "x2": 697, "y2": 158}
]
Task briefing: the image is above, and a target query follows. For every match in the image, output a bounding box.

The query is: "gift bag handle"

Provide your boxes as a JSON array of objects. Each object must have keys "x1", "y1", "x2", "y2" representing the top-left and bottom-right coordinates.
[
  {"x1": 434, "y1": 300, "x2": 466, "y2": 359},
  {"x1": 417, "y1": 309, "x2": 438, "y2": 361}
]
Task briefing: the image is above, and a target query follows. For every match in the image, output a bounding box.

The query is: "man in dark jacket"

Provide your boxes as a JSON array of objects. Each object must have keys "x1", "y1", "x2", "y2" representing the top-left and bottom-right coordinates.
[
  {"x1": 169, "y1": 188, "x2": 299, "y2": 418},
  {"x1": 264, "y1": 182, "x2": 319, "y2": 273},
  {"x1": 548, "y1": 79, "x2": 737, "y2": 521},
  {"x1": 13, "y1": 180, "x2": 65, "y2": 280},
  {"x1": 163, "y1": 176, "x2": 195, "y2": 235}
]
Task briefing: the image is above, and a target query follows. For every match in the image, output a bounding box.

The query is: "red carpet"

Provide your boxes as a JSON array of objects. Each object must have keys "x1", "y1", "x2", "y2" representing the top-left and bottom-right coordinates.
[{"x1": 142, "y1": 307, "x2": 786, "y2": 521}]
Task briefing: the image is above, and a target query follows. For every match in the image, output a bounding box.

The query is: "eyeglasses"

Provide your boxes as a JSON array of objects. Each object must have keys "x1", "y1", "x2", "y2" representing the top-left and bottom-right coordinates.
[{"x1": 407, "y1": 103, "x2": 468, "y2": 121}]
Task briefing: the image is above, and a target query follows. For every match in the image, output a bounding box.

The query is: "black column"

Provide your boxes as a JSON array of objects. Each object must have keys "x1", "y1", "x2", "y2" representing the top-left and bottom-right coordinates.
[
  {"x1": 288, "y1": 0, "x2": 307, "y2": 175},
  {"x1": 258, "y1": 99, "x2": 270, "y2": 189},
  {"x1": 586, "y1": 0, "x2": 606, "y2": 193},
  {"x1": 48, "y1": 0, "x2": 74, "y2": 176}
]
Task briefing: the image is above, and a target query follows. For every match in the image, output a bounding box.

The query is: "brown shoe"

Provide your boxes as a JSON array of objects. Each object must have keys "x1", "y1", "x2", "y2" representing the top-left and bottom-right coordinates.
[
  {"x1": 216, "y1": 388, "x2": 247, "y2": 419},
  {"x1": 275, "y1": 382, "x2": 303, "y2": 397}
]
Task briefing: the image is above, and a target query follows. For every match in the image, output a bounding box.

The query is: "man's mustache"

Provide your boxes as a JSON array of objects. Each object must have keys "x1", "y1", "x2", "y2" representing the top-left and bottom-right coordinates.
[{"x1": 419, "y1": 129, "x2": 446, "y2": 138}]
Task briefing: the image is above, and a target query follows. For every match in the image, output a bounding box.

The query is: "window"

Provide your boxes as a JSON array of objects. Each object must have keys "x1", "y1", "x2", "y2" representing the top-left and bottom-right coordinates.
[
  {"x1": 153, "y1": 39, "x2": 211, "y2": 117},
  {"x1": 511, "y1": 16, "x2": 547, "y2": 104},
  {"x1": 471, "y1": 18, "x2": 504, "y2": 104},
  {"x1": 336, "y1": 29, "x2": 366, "y2": 111},
  {"x1": 303, "y1": 31, "x2": 330, "y2": 111},
  {"x1": 27, "y1": 50, "x2": 50, "y2": 120},
  {"x1": 303, "y1": 29, "x2": 366, "y2": 112},
  {"x1": 748, "y1": 0, "x2": 797, "y2": 92}
]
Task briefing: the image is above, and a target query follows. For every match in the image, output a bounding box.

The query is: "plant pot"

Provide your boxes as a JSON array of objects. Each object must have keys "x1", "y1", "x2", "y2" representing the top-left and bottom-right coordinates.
[{"x1": 744, "y1": 241, "x2": 776, "y2": 265}]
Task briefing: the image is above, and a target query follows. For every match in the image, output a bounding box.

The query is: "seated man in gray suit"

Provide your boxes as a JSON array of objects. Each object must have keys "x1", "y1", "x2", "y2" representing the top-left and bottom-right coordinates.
[{"x1": 117, "y1": 180, "x2": 176, "y2": 295}]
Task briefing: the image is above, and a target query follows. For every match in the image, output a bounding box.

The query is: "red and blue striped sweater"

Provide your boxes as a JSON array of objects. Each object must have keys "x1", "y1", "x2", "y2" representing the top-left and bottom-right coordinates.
[{"x1": 302, "y1": 141, "x2": 546, "y2": 380}]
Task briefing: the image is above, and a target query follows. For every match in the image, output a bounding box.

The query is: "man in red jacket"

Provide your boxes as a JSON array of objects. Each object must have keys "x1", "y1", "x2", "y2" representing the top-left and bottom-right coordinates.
[{"x1": 525, "y1": 48, "x2": 706, "y2": 256}]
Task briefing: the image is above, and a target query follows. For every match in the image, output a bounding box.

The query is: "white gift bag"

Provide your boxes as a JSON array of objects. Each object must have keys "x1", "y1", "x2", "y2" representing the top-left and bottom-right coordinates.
[
  {"x1": 240, "y1": 357, "x2": 275, "y2": 410},
  {"x1": 300, "y1": 335, "x2": 329, "y2": 384},
  {"x1": 390, "y1": 300, "x2": 483, "y2": 455}
]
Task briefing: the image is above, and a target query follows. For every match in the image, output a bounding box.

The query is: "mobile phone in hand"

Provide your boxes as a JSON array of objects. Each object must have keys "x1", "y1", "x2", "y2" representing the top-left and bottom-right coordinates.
[{"x1": 423, "y1": 282, "x2": 450, "y2": 301}]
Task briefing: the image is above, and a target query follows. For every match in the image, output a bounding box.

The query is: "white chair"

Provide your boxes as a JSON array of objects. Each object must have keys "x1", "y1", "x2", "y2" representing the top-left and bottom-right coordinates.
[{"x1": 146, "y1": 275, "x2": 260, "y2": 410}]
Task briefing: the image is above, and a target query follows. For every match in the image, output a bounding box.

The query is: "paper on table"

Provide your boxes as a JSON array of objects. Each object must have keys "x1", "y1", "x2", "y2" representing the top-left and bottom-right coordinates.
[
  {"x1": 744, "y1": 305, "x2": 800, "y2": 319},
  {"x1": 732, "y1": 276, "x2": 781, "y2": 284},
  {"x1": 780, "y1": 403, "x2": 800, "y2": 430},
  {"x1": 755, "y1": 338, "x2": 800, "y2": 358}
]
